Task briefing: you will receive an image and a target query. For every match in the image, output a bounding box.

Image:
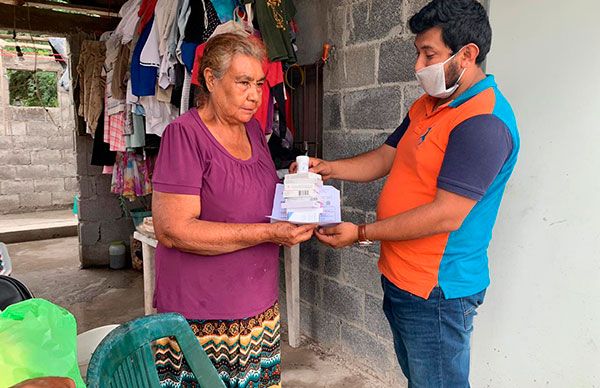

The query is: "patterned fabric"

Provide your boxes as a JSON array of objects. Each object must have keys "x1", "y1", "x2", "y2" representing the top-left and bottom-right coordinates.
[
  {"x1": 154, "y1": 302, "x2": 281, "y2": 388},
  {"x1": 105, "y1": 111, "x2": 127, "y2": 152},
  {"x1": 110, "y1": 151, "x2": 153, "y2": 200}
]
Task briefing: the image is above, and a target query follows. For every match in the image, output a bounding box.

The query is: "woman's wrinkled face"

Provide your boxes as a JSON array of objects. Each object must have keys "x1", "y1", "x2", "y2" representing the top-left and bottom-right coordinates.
[{"x1": 207, "y1": 54, "x2": 265, "y2": 123}]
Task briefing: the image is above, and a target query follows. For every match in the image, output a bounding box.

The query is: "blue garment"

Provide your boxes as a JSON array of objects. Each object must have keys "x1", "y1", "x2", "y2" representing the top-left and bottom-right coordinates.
[
  {"x1": 131, "y1": 16, "x2": 157, "y2": 97},
  {"x1": 180, "y1": 41, "x2": 198, "y2": 73},
  {"x1": 211, "y1": 0, "x2": 236, "y2": 22},
  {"x1": 382, "y1": 276, "x2": 486, "y2": 387}
]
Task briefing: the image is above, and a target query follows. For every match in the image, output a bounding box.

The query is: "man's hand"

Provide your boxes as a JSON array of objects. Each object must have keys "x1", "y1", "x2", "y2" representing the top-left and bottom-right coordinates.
[
  {"x1": 315, "y1": 222, "x2": 359, "y2": 248},
  {"x1": 289, "y1": 157, "x2": 335, "y2": 181}
]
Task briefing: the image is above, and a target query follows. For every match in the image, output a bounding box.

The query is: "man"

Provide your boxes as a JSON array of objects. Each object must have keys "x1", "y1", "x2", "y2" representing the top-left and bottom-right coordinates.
[{"x1": 298, "y1": 0, "x2": 520, "y2": 386}]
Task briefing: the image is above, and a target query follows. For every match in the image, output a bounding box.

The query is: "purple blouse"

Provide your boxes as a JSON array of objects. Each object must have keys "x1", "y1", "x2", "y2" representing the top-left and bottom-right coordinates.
[{"x1": 152, "y1": 109, "x2": 280, "y2": 320}]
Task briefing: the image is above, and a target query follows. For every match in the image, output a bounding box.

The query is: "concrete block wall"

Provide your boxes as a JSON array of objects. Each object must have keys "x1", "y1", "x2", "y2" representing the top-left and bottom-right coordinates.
[
  {"x1": 75, "y1": 134, "x2": 135, "y2": 267},
  {"x1": 0, "y1": 51, "x2": 77, "y2": 214},
  {"x1": 288, "y1": 0, "x2": 433, "y2": 385}
]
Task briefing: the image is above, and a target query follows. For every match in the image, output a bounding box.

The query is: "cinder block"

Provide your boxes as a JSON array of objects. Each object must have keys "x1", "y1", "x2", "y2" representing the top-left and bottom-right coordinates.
[
  {"x1": 51, "y1": 191, "x2": 75, "y2": 206},
  {"x1": 47, "y1": 136, "x2": 74, "y2": 150},
  {"x1": 19, "y1": 192, "x2": 52, "y2": 208},
  {"x1": 403, "y1": 83, "x2": 424, "y2": 117},
  {"x1": 322, "y1": 131, "x2": 373, "y2": 160},
  {"x1": 300, "y1": 237, "x2": 320, "y2": 272},
  {"x1": 0, "y1": 137, "x2": 13, "y2": 150},
  {"x1": 1, "y1": 180, "x2": 34, "y2": 195},
  {"x1": 323, "y1": 93, "x2": 342, "y2": 131},
  {"x1": 343, "y1": 179, "x2": 384, "y2": 212},
  {"x1": 322, "y1": 278, "x2": 365, "y2": 324},
  {"x1": 10, "y1": 122, "x2": 27, "y2": 136},
  {"x1": 15, "y1": 165, "x2": 49, "y2": 180},
  {"x1": 99, "y1": 217, "x2": 134, "y2": 244},
  {"x1": 79, "y1": 221, "x2": 101, "y2": 245},
  {"x1": 0, "y1": 194, "x2": 20, "y2": 213},
  {"x1": 64, "y1": 177, "x2": 78, "y2": 191},
  {"x1": 365, "y1": 292, "x2": 393, "y2": 338},
  {"x1": 27, "y1": 121, "x2": 57, "y2": 136},
  {"x1": 342, "y1": 86, "x2": 403, "y2": 130},
  {"x1": 78, "y1": 176, "x2": 96, "y2": 198},
  {"x1": 34, "y1": 178, "x2": 64, "y2": 193},
  {"x1": 13, "y1": 136, "x2": 48, "y2": 150},
  {"x1": 379, "y1": 36, "x2": 417, "y2": 84},
  {"x1": 78, "y1": 195, "x2": 123, "y2": 222},
  {"x1": 348, "y1": 0, "x2": 403, "y2": 44},
  {"x1": 0, "y1": 150, "x2": 31, "y2": 165},
  {"x1": 341, "y1": 45, "x2": 377, "y2": 88},
  {"x1": 31, "y1": 149, "x2": 62, "y2": 165},
  {"x1": 61, "y1": 149, "x2": 76, "y2": 164},
  {"x1": 80, "y1": 242, "x2": 110, "y2": 267},
  {"x1": 48, "y1": 163, "x2": 76, "y2": 178},
  {"x1": 321, "y1": 245, "x2": 342, "y2": 279},
  {"x1": 300, "y1": 268, "x2": 319, "y2": 305},
  {"x1": 340, "y1": 322, "x2": 395, "y2": 376},
  {"x1": 0, "y1": 166, "x2": 17, "y2": 180},
  {"x1": 343, "y1": 247, "x2": 382, "y2": 295},
  {"x1": 300, "y1": 302, "x2": 342, "y2": 347}
]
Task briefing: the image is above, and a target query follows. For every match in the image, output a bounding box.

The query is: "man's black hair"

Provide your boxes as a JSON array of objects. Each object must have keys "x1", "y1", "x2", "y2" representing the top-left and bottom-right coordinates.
[{"x1": 409, "y1": 0, "x2": 491, "y2": 64}]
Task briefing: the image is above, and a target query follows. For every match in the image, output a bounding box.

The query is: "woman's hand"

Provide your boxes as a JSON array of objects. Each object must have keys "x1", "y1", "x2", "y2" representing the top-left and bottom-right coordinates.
[
  {"x1": 289, "y1": 157, "x2": 334, "y2": 181},
  {"x1": 270, "y1": 222, "x2": 317, "y2": 247}
]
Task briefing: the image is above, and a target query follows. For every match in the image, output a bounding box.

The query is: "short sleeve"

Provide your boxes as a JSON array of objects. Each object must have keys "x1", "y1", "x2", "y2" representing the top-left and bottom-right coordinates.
[
  {"x1": 385, "y1": 114, "x2": 411, "y2": 148},
  {"x1": 152, "y1": 122, "x2": 204, "y2": 195},
  {"x1": 437, "y1": 114, "x2": 513, "y2": 201}
]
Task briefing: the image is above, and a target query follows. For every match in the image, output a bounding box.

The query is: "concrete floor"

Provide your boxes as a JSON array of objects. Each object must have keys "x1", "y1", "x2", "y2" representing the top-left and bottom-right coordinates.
[{"x1": 7, "y1": 236, "x2": 386, "y2": 387}]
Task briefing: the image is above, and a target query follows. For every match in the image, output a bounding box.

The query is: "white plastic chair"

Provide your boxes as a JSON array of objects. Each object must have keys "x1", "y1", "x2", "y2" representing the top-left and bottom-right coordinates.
[
  {"x1": 0, "y1": 242, "x2": 12, "y2": 276},
  {"x1": 77, "y1": 324, "x2": 119, "y2": 376}
]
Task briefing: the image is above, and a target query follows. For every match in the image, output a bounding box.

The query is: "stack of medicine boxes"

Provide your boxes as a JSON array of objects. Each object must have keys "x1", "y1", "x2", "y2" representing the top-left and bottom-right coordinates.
[{"x1": 282, "y1": 172, "x2": 323, "y2": 223}]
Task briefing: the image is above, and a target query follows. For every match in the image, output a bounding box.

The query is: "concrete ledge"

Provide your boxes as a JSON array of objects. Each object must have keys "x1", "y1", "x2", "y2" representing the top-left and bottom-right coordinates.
[
  {"x1": 0, "y1": 209, "x2": 78, "y2": 244},
  {"x1": 0, "y1": 224, "x2": 77, "y2": 244}
]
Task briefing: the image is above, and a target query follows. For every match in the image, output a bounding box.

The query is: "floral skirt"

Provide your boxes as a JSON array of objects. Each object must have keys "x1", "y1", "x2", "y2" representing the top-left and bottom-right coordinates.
[{"x1": 154, "y1": 302, "x2": 281, "y2": 388}]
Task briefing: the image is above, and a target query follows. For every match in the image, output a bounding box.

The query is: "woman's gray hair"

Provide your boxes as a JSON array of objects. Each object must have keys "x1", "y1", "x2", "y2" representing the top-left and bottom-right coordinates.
[{"x1": 196, "y1": 33, "x2": 267, "y2": 107}]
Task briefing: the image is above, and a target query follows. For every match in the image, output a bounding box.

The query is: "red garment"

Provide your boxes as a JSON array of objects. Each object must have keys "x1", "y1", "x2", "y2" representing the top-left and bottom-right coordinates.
[
  {"x1": 191, "y1": 43, "x2": 208, "y2": 86},
  {"x1": 137, "y1": 0, "x2": 158, "y2": 34},
  {"x1": 191, "y1": 43, "x2": 284, "y2": 134},
  {"x1": 254, "y1": 61, "x2": 283, "y2": 133},
  {"x1": 285, "y1": 86, "x2": 296, "y2": 137}
]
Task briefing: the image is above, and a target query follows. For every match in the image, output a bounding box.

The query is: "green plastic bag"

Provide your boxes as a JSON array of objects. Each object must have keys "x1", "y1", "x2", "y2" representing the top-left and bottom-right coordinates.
[{"x1": 0, "y1": 298, "x2": 86, "y2": 387}]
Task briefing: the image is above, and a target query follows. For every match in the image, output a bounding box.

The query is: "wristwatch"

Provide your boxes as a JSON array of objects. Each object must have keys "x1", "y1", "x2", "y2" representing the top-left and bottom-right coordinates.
[{"x1": 357, "y1": 224, "x2": 374, "y2": 246}]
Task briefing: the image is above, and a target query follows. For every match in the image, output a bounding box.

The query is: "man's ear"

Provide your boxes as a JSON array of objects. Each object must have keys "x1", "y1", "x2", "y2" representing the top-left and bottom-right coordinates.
[{"x1": 462, "y1": 43, "x2": 480, "y2": 66}]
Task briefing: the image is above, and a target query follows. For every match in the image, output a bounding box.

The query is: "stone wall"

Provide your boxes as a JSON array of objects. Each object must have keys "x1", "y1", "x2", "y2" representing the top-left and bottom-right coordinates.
[
  {"x1": 0, "y1": 46, "x2": 77, "y2": 214},
  {"x1": 288, "y1": 0, "x2": 431, "y2": 385}
]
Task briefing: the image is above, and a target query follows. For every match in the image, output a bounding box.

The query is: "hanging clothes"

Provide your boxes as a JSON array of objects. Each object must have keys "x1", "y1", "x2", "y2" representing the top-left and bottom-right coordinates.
[
  {"x1": 131, "y1": 17, "x2": 158, "y2": 97},
  {"x1": 115, "y1": 0, "x2": 141, "y2": 44},
  {"x1": 111, "y1": 151, "x2": 153, "y2": 200},
  {"x1": 77, "y1": 40, "x2": 106, "y2": 134},
  {"x1": 138, "y1": 0, "x2": 158, "y2": 34},
  {"x1": 245, "y1": 0, "x2": 297, "y2": 63},
  {"x1": 211, "y1": 0, "x2": 237, "y2": 22}
]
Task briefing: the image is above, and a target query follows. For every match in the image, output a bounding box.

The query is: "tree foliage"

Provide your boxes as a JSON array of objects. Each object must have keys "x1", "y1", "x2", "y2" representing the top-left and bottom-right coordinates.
[{"x1": 7, "y1": 69, "x2": 59, "y2": 107}]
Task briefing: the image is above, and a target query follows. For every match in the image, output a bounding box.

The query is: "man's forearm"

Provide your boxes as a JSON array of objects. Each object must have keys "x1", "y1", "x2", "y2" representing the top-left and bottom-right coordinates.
[
  {"x1": 366, "y1": 201, "x2": 462, "y2": 242},
  {"x1": 329, "y1": 146, "x2": 394, "y2": 182}
]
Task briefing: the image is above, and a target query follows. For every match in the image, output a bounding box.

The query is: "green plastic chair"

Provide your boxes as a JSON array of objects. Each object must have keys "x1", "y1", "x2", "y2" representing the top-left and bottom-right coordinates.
[{"x1": 85, "y1": 313, "x2": 226, "y2": 388}]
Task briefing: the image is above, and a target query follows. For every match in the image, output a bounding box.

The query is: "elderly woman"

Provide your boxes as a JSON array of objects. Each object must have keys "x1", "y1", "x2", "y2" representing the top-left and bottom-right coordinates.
[{"x1": 151, "y1": 33, "x2": 314, "y2": 387}]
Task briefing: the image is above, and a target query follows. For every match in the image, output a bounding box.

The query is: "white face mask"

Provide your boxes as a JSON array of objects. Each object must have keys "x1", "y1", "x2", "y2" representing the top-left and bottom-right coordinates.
[{"x1": 415, "y1": 50, "x2": 466, "y2": 99}]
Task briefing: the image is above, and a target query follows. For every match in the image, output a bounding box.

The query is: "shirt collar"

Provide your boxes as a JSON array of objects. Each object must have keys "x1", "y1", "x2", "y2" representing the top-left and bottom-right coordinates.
[{"x1": 449, "y1": 74, "x2": 497, "y2": 108}]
